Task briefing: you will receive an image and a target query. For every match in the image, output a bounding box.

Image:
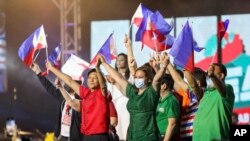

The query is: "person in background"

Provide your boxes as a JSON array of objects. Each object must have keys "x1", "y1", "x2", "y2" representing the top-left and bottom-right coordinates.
[
  {"x1": 30, "y1": 63, "x2": 82, "y2": 141},
  {"x1": 46, "y1": 58, "x2": 110, "y2": 141},
  {"x1": 232, "y1": 112, "x2": 239, "y2": 125},
  {"x1": 156, "y1": 74, "x2": 180, "y2": 141},
  {"x1": 100, "y1": 53, "x2": 169, "y2": 141},
  {"x1": 192, "y1": 63, "x2": 235, "y2": 141},
  {"x1": 107, "y1": 53, "x2": 131, "y2": 141}
]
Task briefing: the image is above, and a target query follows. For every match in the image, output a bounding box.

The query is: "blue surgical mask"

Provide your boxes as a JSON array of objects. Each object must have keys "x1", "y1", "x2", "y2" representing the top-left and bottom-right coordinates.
[{"x1": 134, "y1": 78, "x2": 145, "y2": 89}]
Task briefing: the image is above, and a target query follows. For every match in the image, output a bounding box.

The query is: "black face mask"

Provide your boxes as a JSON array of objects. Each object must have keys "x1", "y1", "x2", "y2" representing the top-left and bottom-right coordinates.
[{"x1": 64, "y1": 84, "x2": 73, "y2": 93}]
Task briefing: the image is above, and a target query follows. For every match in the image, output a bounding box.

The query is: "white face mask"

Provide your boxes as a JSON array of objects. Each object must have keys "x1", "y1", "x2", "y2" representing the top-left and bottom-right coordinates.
[
  {"x1": 206, "y1": 77, "x2": 214, "y2": 88},
  {"x1": 134, "y1": 78, "x2": 145, "y2": 89}
]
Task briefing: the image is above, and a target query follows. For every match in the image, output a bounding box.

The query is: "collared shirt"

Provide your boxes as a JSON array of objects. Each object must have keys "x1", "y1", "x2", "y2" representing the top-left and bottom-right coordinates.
[
  {"x1": 192, "y1": 84, "x2": 235, "y2": 141},
  {"x1": 79, "y1": 86, "x2": 109, "y2": 135},
  {"x1": 156, "y1": 92, "x2": 180, "y2": 135},
  {"x1": 126, "y1": 83, "x2": 159, "y2": 141}
]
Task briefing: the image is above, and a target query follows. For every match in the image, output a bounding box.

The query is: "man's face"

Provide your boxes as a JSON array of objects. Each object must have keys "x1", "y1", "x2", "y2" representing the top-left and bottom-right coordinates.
[{"x1": 87, "y1": 72, "x2": 100, "y2": 89}]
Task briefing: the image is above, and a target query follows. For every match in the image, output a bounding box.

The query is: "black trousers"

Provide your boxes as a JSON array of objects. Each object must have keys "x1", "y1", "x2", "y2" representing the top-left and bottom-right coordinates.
[
  {"x1": 58, "y1": 136, "x2": 69, "y2": 141},
  {"x1": 82, "y1": 133, "x2": 109, "y2": 141}
]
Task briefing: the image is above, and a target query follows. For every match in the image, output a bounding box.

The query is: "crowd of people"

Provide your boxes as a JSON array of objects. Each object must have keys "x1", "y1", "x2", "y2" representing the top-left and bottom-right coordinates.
[{"x1": 25, "y1": 34, "x2": 235, "y2": 141}]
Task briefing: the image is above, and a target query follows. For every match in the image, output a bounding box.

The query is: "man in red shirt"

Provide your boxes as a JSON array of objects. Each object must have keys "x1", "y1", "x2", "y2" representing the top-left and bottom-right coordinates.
[{"x1": 46, "y1": 56, "x2": 110, "y2": 141}]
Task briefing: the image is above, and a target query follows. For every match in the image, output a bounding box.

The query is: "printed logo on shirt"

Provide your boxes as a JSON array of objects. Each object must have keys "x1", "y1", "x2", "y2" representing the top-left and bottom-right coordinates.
[
  {"x1": 62, "y1": 109, "x2": 72, "y2": 126},
  {"x1": 158, "y1": 107, "x2": 165, "y2": 113}
]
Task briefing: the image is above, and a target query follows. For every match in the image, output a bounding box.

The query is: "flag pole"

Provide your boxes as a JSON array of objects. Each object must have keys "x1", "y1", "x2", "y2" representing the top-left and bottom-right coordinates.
[
  {"x1": 33, "y1": 49, "x2": 41, "y2": 62},
  {"x1": 127, "y1": 24, "x2": 132, "y2": 38},
  {"x1": 46, "y1": 44, "x2": 49, "y2": 73},
  {"x1": 152, "y1": 32, "x2": 159, "y2": 53}
]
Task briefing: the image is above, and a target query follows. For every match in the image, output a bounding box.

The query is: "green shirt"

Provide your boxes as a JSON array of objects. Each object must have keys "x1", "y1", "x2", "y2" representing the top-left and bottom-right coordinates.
[
  {"x1": 126, "y1": 83, "x2": 159, "y2": 141},
  {"x1": 193, "y1": 84, "x2": 235, "y2": 141},
  {"x1": 156, "y1": 92, "x2": 180, "y2": 135}
]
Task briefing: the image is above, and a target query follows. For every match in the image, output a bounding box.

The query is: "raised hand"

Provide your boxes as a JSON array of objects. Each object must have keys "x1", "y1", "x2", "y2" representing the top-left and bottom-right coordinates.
[
  {"x1": 160, "y1": 52, "x2": 170, "y2": 67},
  {"x1": 97, "y1": 54, "x2": 106, "y2": 64},
  {"x1": 30, "y1": 63, "x2": 41, "y2": 74},
  {"x1": 45, "y1": 61, "x2": 53, "y2": 70},
  {"x1": 207, "y1": 64, "x2": 215, "y2": 77},
  {"x1": 54, "y1": 77, "x2": 62, "y2": 89},
  {"x1": 124, "y1": 34, "x2": 132, "y2": 48},
  {"x1": 128, "y1": 57, "x2": 136, "y2": 68}
]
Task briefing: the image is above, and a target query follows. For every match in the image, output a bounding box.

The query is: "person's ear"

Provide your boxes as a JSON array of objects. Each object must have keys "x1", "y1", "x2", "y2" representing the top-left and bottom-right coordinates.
[
  {"x1": 220, "y1": 73, "x2": 225, "y2": 80},
  {"x1": 162, "y1": 83, "x2": 167, "y2": 90}
]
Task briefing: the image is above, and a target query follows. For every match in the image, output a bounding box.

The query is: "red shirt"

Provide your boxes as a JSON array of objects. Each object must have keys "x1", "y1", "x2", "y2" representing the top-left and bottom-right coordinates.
[
  {"x1": 107, "y1": 93, "x2": 117, "y2": 118},
  {"x1": 80, "y1": 86, "x2": 109, "y2": 135}
]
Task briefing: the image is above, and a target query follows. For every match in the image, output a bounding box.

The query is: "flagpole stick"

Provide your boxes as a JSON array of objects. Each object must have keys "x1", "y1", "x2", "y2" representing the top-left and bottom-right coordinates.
[
  {"x1": 33, "y1": 49, "x2": 41, "y2": 62},
  {"x1": 152, "y1": 32, "x2": 159, "y2": 53},
  {"x1": 127, "y1": 24, "x2": 132, "y2": 37},
  {"x1": 46, "y1": 45, "x2": 49, "y2": 73},
  {"x1": 211, "y1": 52, "x2": 216, "y2": 65}
]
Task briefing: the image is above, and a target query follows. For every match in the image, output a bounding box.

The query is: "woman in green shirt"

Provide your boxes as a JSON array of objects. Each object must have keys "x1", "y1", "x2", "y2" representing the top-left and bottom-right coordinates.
[{"x1": 99, "y1": 53, "x2": 169, "y2": 141}]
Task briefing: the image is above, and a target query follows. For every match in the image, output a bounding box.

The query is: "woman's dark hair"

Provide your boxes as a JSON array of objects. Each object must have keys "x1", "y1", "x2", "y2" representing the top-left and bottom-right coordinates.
[
  {"x1": 135, "y1": 65, "x2": 154, "y2": 86},
  {"x1": 115, "y1": 53, "x2": 130, "y2": 80},
  {"x1": 141, "y1": 62, "x2": 156, "y2": 77}
]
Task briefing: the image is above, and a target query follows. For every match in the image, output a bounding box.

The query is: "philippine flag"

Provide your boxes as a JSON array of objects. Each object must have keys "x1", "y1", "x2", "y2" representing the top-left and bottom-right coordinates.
[{"x1": 18, "y1": 25, "x2": 47, "y2": 67}]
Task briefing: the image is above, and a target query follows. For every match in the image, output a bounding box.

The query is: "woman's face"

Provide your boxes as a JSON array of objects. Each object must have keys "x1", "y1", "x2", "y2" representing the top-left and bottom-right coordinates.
[
  {"x1": 116, "y1": 55, "x2": 127, "y2": 69},
  {"x1": 134, "y1": 70, "x2": 148, "y2": 88}
]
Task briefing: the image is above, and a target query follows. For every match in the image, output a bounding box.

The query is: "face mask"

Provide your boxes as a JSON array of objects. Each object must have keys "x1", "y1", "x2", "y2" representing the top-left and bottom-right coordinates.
[
  {"x1": 134, "y1": 78, "x2": 145, "y2": 89},
  {"x1": 206, "y1": 77, "x2": 214, "y2": 89}
]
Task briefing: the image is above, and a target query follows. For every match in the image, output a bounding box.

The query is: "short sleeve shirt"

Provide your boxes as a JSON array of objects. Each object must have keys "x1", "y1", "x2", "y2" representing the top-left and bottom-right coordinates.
[
  {"x1": 126, "y1": 83, "x2": 159, "y2": 141},
  {"x1": 156, "y1": 93, "x2": 180, "y2": 135}
]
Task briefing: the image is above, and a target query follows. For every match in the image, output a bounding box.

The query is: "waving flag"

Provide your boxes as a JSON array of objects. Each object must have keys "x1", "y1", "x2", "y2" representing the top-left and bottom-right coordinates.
[
  {"x1": 41, "y1": 46, "x2": 61, "y2": 76},
  {"x1": 193, "y1": 40, "x2": 204, "y2": 52},
  {"x1": 169, "y1": 21, "x2": 194, "y2": 72},
  {"x1": 150, "y1": 11, "x2": 174, "y2": 35},
  {"x1": 90, "y1": 33, "x2": 116, "y2": 66},
  {"x1": 218, "y1": 19, "x2": 229, "y2": 42},
  {"x1": 61, "y1": 54, "x2": 89, "y2": 81},
  {"x1": 18, "y1": 25, "x2": 47, "y2": 67},
  {"x1": 136, "y1": 11, "x2": 175, "y2": 52},
  {"x1": 131, "y1": 3, "x2": 152, "y2": 27},
  {"x1": 48, "y1": 46, "x2": 61, "y2": 68}
]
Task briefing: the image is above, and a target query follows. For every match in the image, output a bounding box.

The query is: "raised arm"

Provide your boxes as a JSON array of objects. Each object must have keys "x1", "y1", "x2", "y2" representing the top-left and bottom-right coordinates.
[
  {"x1": 99, "y1": 55, "x2": 128, "y2": 95},
  {"x1": 167, "y1": 60, "x2": 189, "y2": 92},
  {"x1": 46, "y1": 61, "x2": 80, "y2": 95},
  {"x1": 55, "y1": 78, "x2": 80, "y2": 111},
  {"x1": 152, "y1": 53, "x2": 169, "y2": 91},
  {"x1": 124, "y1": 34, "x2": 137, "y2": 75},
  {"x1": 96, "y1": 57, "x2": 107, "y2": 96},
  {"x1": 207, "y1": 64, "x2": 226, "y2": 97},
  {"x1": 184, "y1": 70, "x2": 203, "y2": 101},
  {"x1": 30, "y1": 63, "x2": 63, "y2": 101}
]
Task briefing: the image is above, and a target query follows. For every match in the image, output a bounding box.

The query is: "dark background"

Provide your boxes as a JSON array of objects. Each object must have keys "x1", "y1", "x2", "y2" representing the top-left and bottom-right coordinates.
[{"x1": 1, "y1": 0, "x2": 250, "y2": 135}]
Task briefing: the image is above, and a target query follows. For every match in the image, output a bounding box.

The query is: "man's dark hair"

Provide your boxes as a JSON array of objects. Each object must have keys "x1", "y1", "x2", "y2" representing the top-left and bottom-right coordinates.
[
  {"x1": 160, "y1": 74, "x2": 174, "y2": 90},
  {"x1": 87, "y1": 68, "x2": 97, "y2": 76},
  {"x1": 213, "y1": 63, "x2": 227, "y2": 77}
]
